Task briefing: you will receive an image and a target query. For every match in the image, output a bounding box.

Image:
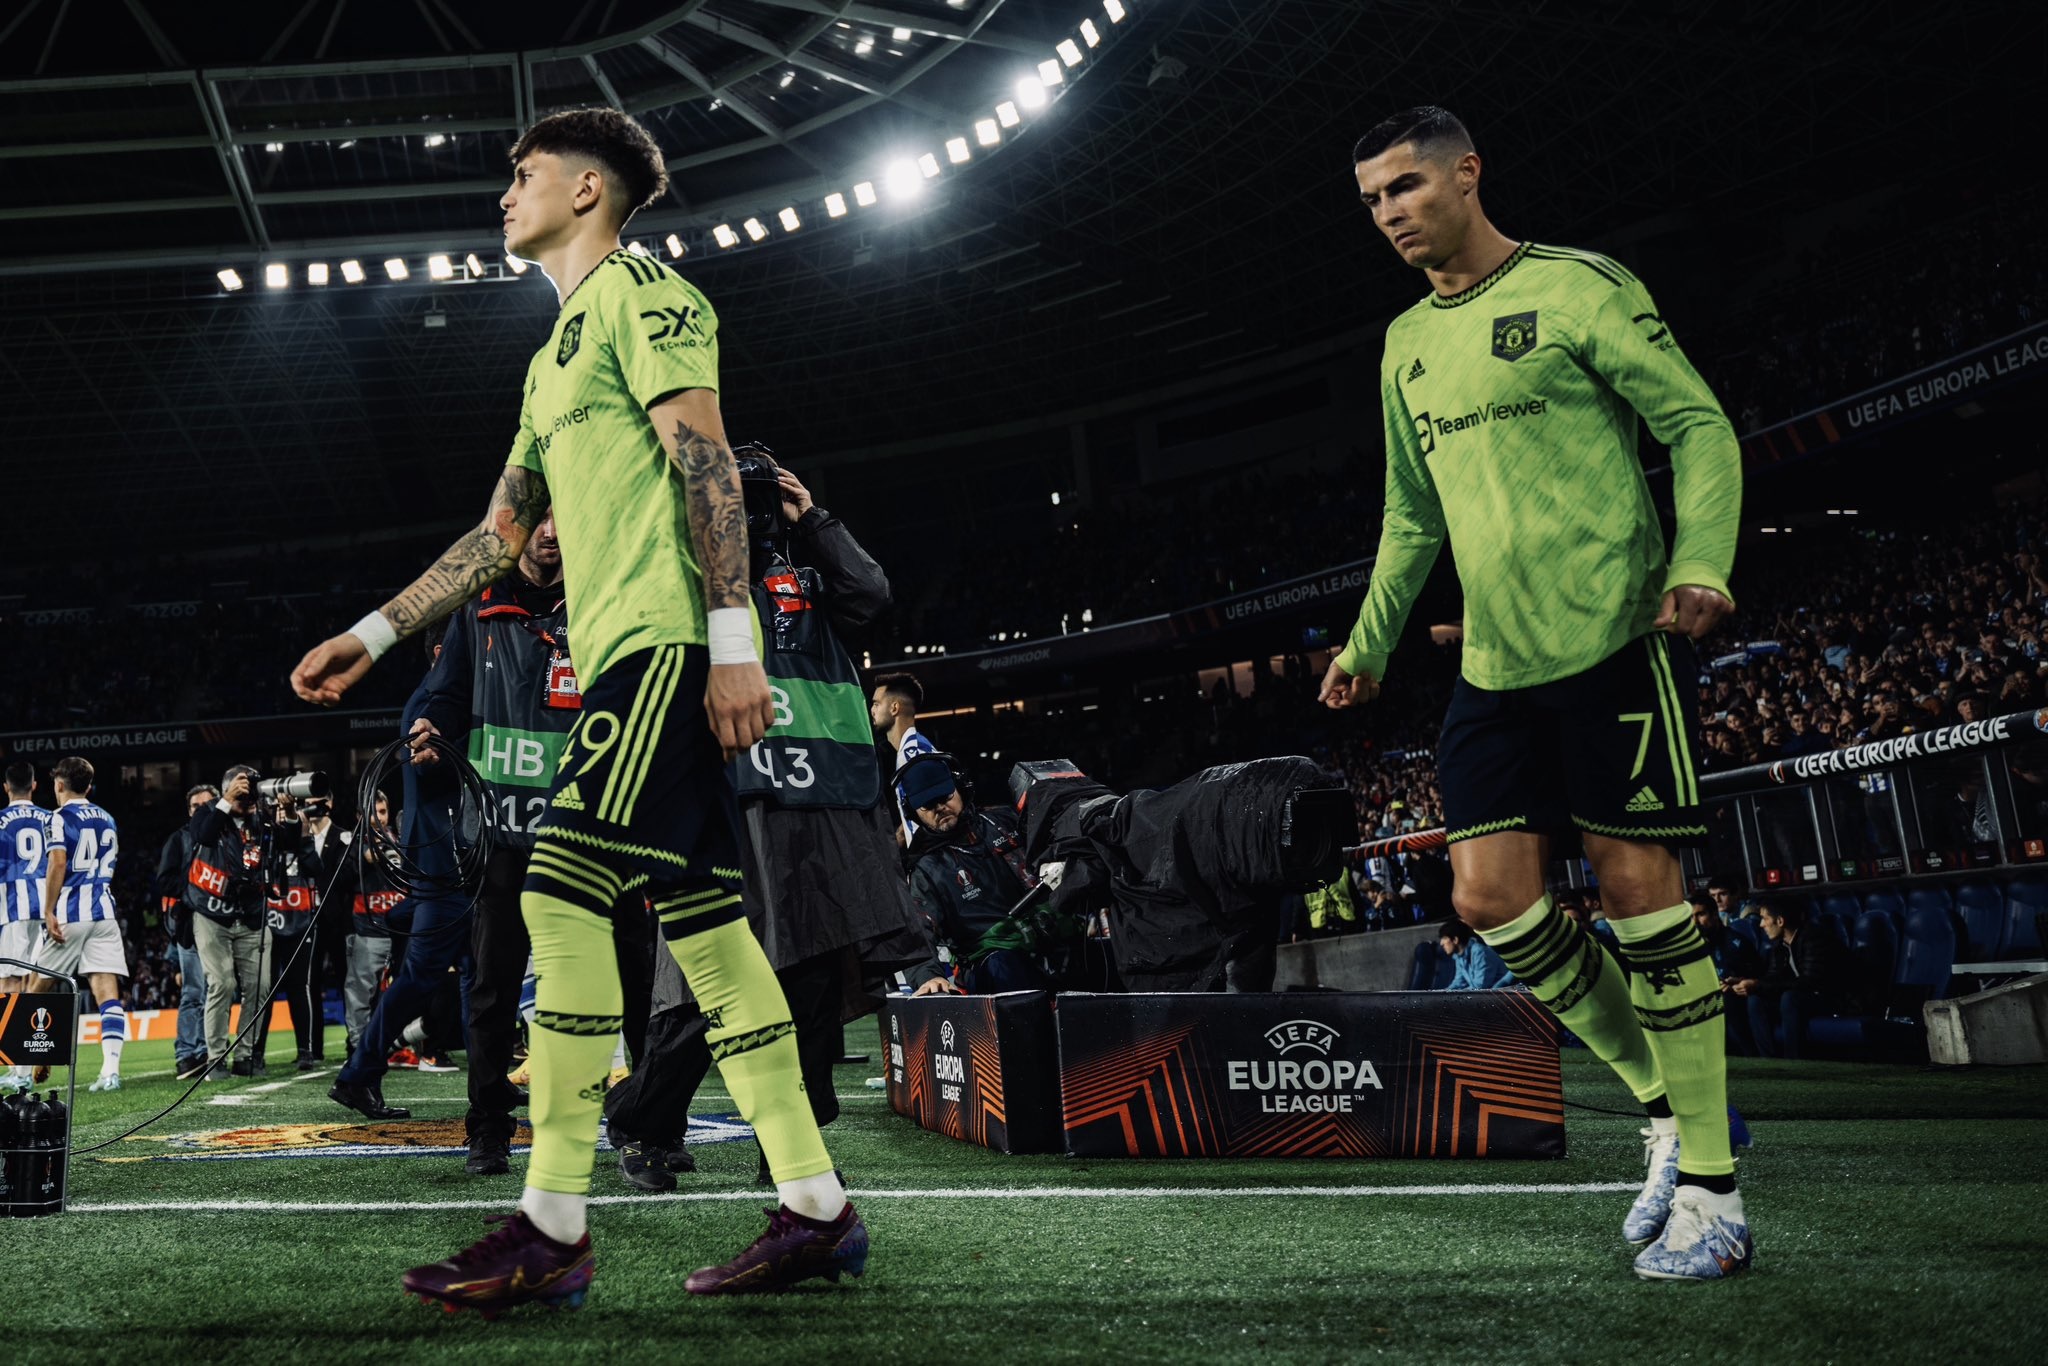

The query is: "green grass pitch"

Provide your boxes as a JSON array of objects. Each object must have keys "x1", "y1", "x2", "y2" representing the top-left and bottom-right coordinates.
[{"x1": 7, "y1": 1032, "x2": 2047, "y2": 1364}]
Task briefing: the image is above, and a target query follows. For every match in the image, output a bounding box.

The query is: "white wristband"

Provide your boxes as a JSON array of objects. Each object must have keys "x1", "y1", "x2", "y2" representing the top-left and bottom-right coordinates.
[
  {"x1": 707, "y1": 607, "x2": 758, "y2": 665},
  {"x1": 348, "y1": 611, "x2": 399, "y2": 663}
]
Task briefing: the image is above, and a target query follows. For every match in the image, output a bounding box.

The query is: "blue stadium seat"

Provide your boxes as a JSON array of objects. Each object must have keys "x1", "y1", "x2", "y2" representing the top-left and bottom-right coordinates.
[
  {"x1": 1818, "y1": 893, "x2": 1861, "y2": 927},
  {"x1": 1849, "y1": 911, "x2": 1899, "y2": 1011},
  {"x1": 1953, "y1": 882, "x2": 2006, "y2": 959},
  {"x1": 2005, "y1": 878, "x2": 2048, "y2": 957},
  {"x1": 1862, "y1": 889, "x2": 1906, "y2": 923},
  {"x1": 1897, "y1": 908, "x2": 1955, "y2": 1005},
  {"x1": 1903, "y1": 886, "x2": 1951, "y2": 922}
]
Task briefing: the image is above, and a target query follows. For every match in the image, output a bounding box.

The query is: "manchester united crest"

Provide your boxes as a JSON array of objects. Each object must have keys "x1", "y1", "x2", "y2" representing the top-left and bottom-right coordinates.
[
  {"x1": 556, "y1": 311, "x2": 586, "y2": 366},
  {"x1": 1491, "y1": 310, "x2": 1538, "y2": 362}
]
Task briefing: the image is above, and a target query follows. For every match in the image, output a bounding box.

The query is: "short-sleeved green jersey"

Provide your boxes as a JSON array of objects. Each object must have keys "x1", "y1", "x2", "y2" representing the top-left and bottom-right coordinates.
[
  {"x1": 507, "y1": 249, "x2": 721, "y2": 684},
  {"x1": 1338, "y1": 241, "x2": 1741, "y2": 691}
]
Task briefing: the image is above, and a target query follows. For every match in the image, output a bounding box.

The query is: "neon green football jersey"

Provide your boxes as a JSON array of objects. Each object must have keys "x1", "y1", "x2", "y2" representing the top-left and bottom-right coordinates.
[
  {"x1": 507, "y1": 249, "x2": 720, "y2": 684},
  {"x1": 1337, "y1": 241, "x2": 1742, "y2": 691}
]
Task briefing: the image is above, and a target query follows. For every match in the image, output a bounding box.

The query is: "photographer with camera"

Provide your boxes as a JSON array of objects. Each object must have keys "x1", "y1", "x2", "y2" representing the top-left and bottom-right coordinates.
[
  {"x1": 182, "y1": 764, "x2": 310, "y2": 1076},
  {"x1": 901, "y1": 752, "x2": 1050, "y2": 996},
  {"x1": 156, "y1": 783, "x2": 218, "y2": 1080}
]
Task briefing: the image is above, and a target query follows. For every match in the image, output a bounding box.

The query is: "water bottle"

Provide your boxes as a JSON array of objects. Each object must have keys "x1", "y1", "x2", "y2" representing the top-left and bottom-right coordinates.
[
  {"x1": 0, "y1": 1089, "x2": 16, "y2": 1212},
  {"x1": 42, "y1": 1089, "x2": 68, "y2": 1214},
  {"x1": 16, "y1": 1092, "x2": 56, "y2": 1218}
]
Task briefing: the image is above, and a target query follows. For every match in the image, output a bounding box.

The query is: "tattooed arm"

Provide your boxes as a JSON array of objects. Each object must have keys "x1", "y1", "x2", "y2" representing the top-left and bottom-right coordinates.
[
  {"x1": 289, "y1": 465, "x2": 550, "y2": 706},
  {"x1": 646, "y1": 387, "x2": 775, "y2": 756}
]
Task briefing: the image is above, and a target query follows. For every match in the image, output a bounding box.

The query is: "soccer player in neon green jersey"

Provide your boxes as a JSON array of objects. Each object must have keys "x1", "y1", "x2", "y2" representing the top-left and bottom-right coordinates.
[
  {"x1": 1321, "y1": 107, "x2": 1751, "y2": 1281},
  {"x1": 291, "y1": 108, "x2": 867, "y2": 1314}
]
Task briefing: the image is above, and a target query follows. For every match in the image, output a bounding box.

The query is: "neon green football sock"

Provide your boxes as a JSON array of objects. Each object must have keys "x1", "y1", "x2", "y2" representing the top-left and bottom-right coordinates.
[
  {"x1": 1608, "y1": 901, "x2": 1735, "y2": 1178},
  {"x1": 1479, "y1": 894, "x2": 1666, "y2": 1105},
  {"x1": 520, "y1": 888, "x2": 625, "y2": 1196},
  {"x1": 657, "y1": 893, "x2": 834, "y2": 1183}
]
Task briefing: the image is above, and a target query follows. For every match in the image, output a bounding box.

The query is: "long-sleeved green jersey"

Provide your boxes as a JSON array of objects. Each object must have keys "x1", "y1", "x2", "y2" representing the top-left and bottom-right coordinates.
[{"x1": 1338, "y1": 241, "x2": 1741, "y2": 691}]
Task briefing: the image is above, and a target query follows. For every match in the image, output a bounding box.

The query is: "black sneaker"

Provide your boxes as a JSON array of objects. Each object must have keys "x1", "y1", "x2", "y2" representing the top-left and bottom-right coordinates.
[
  {"x1": 613, "y1": 1131, "x2": 676, "y2": 1192},
  {"x1": 175, "y1": 1056, "x2": 211, "y2": 1081},
  {"x1": 229, "y1": 1058, "x2": 259, "y2": 1077},
  {"x1": 329, "y1": 1080, "x2": 411, "y2": 1120},
  {"x1": 663, "y1": 1140, "x2": 696, "y2": 1175},
  {"x1": 466, "y1": 1132, "x2": 511, "y2": 1176},
  {"x1": 295, "y1": 1052, "x2": 321, "y2": 1072}
]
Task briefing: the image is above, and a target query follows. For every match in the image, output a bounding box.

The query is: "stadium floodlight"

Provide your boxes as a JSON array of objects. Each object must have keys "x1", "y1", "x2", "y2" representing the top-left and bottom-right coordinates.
[
  {"x1": 884, "y1": 159, "x2": 922, "y2": 199},
  {"x1": 1051, "y1": 491, "x2": 1061, "y2": 505},
  {"x1": 946, "y1": 136, "x2": 971, "y2": 164},
  {"x1": 264, "y1": 262, "x2": 289, "y2": 289},
  {"x1": 1039, "y1": 59, "x2": 1064, "y2": 86},
  {"x1": 713, "y1": 223, "x2": 740, "y2": 248},
  {"x1": 264, "y1": 141, "x2": 284, "y2": 153},
  {"x1": 217, "y1": 268, "x2": 244, "y2": 291},
  {"x1": 340, "y1": 259, "x2": 365, "y2": 283},
  {"x1": 825, "y1": 192, "x2": 848, "y2": 218},
  {"x1": 892, "y1": 27, "x2": 911, "y2": 40},
  {"x1": 384, "y1": 257, "x2": 408, "y2": 280},
  {"x1": 917, "y1": 152, "x2": 941, "y2": 178},
  {"x1": 627, "y1": 240, "x2": 650, "y2": 256},
  {"x1": 778, "y1": 206, "x2": 801, "y2": 232},
  {"x1": 1017, "y1": 77, "x2": 1047, "y2": 110},
  {"x1": 665, "y1": 233, "x2": 685, "y2": 258},
  {"x1": 506, "y1": 255, "x2": 529, "y2": 274},
  {"x1": 976, "y1": 117, "x2": 1001, "y2": 146},
  {"x1": 308, "y1": 262, "x2": 330, "y2": 285},
  {"x1": 427, "y1": 254, "x2": 454, "y2": 280},
  {"x1": 996, "y1": 101, "x2": 1021, "y2": 127},
  {"x1": 1058, "y1": 39, "x2": 1083, "y2": 66},
  {"x1": 855, "y1": 37, "x2": 874, "y2": 56},
  {"x1": 1081, "y1": 18, "x2": 1101, "y2": 46},
  {"x1": 743, "y1": 217, "x2": 768, "y2": 242},
  {"x1": 779, "y1": 70, "x2": 795, "y2": 89},
  {"x1": 465, "y1": 252, "x2": 484, "y2": 277},
  {"x1": 423, "y1": 132, "x2": 447, "y2": 148},
  {"x1": 1105, "y1": 0, "x2": 1127, "y2": 21},
  {"x1": 853, "y1": 180, "x2": 878, "y2": 206}
]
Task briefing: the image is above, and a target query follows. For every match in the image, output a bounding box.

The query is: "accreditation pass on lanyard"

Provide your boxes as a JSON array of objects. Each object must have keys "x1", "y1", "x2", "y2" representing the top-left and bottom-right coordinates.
[{"x1": 545, "y1": 649, "x2": 581, "y2": 709}]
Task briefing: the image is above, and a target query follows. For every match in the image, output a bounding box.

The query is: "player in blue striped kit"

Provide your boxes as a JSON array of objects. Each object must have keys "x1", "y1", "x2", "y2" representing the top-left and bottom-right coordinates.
[
  {"x1": 0, "y1": 760, "x2": 53, "y2": 1094},
  {"x1": 24, "y1": 756, "x2": 131, "y2": 1092}
]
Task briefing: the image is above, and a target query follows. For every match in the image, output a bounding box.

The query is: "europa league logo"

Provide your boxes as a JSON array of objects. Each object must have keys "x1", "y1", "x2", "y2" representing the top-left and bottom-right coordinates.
[{"x1": 29, "y1": 1007, "x2": 52, "y2": 1032}]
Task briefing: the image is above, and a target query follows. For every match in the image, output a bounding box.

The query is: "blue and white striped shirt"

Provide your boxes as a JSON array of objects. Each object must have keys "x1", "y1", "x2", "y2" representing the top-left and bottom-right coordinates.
[
  {"x1": 0, "y1": 800, "x2": 51, "y2": 922},
  {"x1": 51, "y1": 799, "x2": 120, "y2": 923}
]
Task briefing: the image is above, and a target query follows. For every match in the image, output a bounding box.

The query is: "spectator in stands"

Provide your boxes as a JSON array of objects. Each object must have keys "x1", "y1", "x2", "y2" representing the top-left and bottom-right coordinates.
[
  {"x1": 1692, "y1": 896, "x2": 1760, "y2": 1057},
  {"x1": 1705, "y1": 879, "x2": 1744, "y2": 925},
  {"x1": 1436, "y1": 918, "x2": 1512, "y2": 991},
  {"x1": 871, "y1": 672, "x2": 933, "y2": 845},
  {"x1": 1728, "y1": 899, "x2": 1847, "y2": 1060}
]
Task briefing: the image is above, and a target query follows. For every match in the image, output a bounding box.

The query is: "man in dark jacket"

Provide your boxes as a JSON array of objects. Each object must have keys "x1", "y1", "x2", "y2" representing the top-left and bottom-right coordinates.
[
  {"x1": 903, "y1": 755, "x2": 1046, "y2": 995},
  {"x1": 1728, "y1": 898, "x2": 1846, "y2": 1059},
  {"x1": 157, "y1": 784, "x2": 217, "y2": 1079},
  {"x1": 183, "y1": 767, "x2": 303, "y2": 1075},
  {"x1": 397, "y1": 512, "x2": 655, "y2": 1175},
  {"x1": 603, "y1": 455, "x2": 921, "y2": 1189}
]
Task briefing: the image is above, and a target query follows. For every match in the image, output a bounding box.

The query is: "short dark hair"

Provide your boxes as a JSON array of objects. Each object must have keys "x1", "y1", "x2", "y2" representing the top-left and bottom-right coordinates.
[
  {"x1": 509, "y1": 107, "x2": 669, "y2": 226},
  {"x1": 52, "y1": 755, "x2": 93, "y2": 795},
  {"x1": 1438, "y1": 917, "x2": 1472, "y2": 947},
  {"x1": 186, "y1": 783, "x2": 219, "y2": 801},
  {"x1": 1758, "y1": 897, "x2": 1804, "y2": 930},
  {"x1": 872, "y1": 672, "x2": 924, "y2": 709},
  {"x1": 1352, "y1": 105, "x2": 1474, "y2": 167},
  {"x1": 4, "y1": 761, "x2": 32, "y2": 794}
]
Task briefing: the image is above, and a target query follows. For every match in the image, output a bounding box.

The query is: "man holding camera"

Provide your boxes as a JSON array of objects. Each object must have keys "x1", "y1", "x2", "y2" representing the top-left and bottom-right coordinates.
[
  {"x1": 156, "y1": 783, "x2": 219, "y2": 1080},
  {"x1": 183, "y1": 765, "x2": 293, "y2": 1076}
]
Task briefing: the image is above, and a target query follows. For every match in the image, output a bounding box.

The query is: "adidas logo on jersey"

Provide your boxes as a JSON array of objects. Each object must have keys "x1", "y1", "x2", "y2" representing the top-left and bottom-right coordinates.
[
  {"x1": 552, "y1": 782, "x2": 586, "y2": 812},
  {"x1": 1625, "y1": 786, "x2": 1665, "y2": 813},
  {"x1": 1406, "y1": 356, "x2": 1426, "y2": 381}
]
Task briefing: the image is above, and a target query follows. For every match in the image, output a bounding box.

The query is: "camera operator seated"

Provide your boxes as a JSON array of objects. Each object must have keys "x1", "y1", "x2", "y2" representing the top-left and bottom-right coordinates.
[
  {"x1": 182, "y1": 765, "x2": 300, "y2": 1076},
  {"x1": 901, "y1": 754, "x2": 1055, "y2": 997}
]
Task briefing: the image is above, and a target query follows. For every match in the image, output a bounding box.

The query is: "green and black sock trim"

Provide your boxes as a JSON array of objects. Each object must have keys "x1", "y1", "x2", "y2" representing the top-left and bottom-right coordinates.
[
  {"x1": 710, "y1": 1020, "x2": 795, "y2": 1063},
  {"x1": 652, "y1": 885, "x2": 747, "y2": 940},
  {"x1": 1490, "y1": 907, "x2": 1608, "y2": 1014},
  {"x1": 533, "y1": 1009, "x2": 625, "y2": 1037}
]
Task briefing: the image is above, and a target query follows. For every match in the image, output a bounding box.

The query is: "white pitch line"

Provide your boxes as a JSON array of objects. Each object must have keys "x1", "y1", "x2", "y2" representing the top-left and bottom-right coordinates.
[
  {"x1": 70, "y1": 1182, "x2": 1636, "y2": 1215},
  {"x1": 247, "y1": 1067, "x2": 333, "y2": 1093}
]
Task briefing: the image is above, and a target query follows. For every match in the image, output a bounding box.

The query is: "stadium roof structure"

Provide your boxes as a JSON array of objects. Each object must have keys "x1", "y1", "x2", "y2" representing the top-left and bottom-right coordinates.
[{"x1": 1, "y1": 0, "x2": 2041, "y2": 553}]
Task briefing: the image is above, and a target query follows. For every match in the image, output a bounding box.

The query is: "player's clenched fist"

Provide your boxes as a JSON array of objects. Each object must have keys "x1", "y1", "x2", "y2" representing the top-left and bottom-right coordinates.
[
  {"x1": 1318, "y1": 657, "x2": 1380, "y2": 709},
  {"x1": 705, "y1": 660, "x2": 777, "y2": 760},
  {"x1": 292, "y1": 633, "x2": 373, "y2": 706}
]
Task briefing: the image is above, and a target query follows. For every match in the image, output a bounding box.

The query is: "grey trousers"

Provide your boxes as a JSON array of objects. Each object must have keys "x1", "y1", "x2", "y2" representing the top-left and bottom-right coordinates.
[
  {"x1": 344, "y1": 933, "x2": 393, "y2": 1052},
  {"x1": 193, "y1": 916, "x2": 272, "y2": 1066}
]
